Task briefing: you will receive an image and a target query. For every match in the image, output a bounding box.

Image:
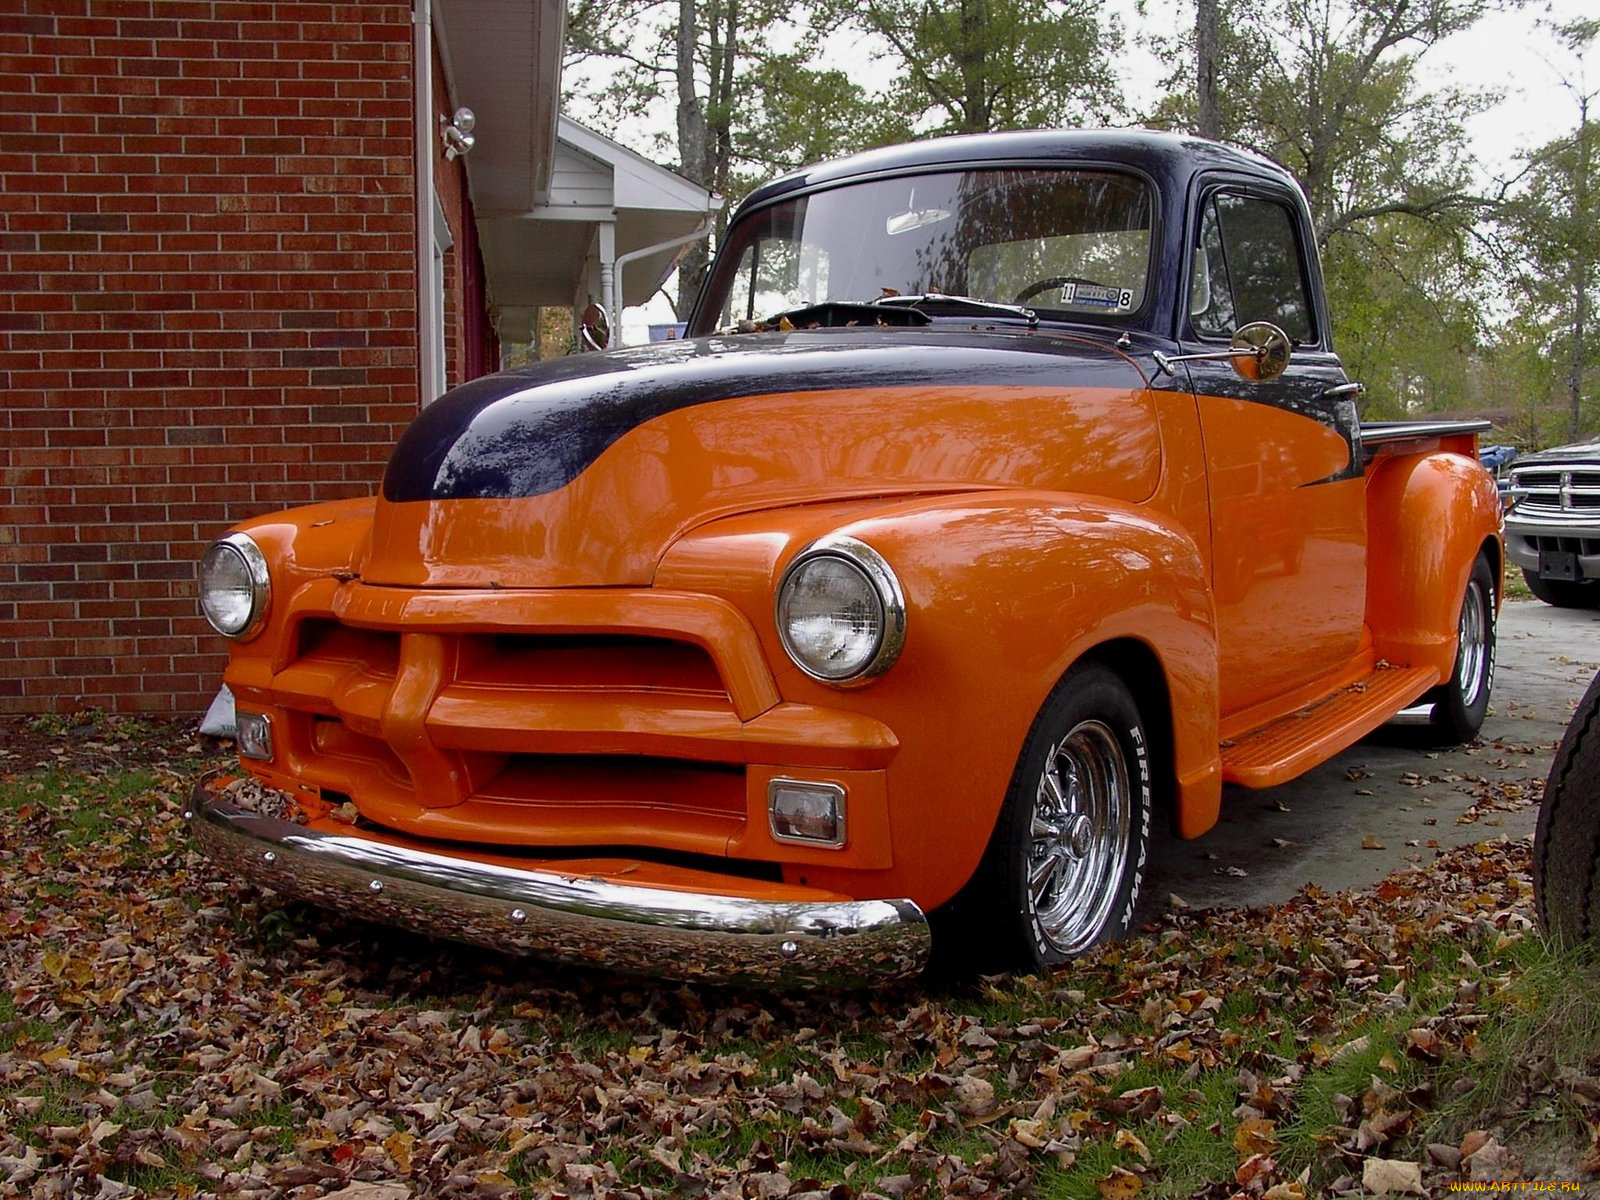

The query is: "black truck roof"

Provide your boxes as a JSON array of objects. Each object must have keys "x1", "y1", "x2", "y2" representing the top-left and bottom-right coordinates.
[{"x1": 734, "y1": 128, "x2": 1299, "y2": 219}]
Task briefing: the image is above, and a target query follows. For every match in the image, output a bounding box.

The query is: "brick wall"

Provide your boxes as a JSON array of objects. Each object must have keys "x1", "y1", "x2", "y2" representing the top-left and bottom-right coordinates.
[{"x1": 0, "y1": 0, "x2": 422, "y2": 716}]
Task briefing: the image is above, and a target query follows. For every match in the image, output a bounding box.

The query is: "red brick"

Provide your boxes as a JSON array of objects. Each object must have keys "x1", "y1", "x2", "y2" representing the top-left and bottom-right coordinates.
[{"x1": 0, "y1": 0, "x2": 448, "y2": 715}]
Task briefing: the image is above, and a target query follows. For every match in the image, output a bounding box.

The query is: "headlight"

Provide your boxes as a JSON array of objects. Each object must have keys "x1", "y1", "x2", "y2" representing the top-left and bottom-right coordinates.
[
  {"x1": 200, "y1": 532, "x2": 271, "y2": 639},
  {"x1": 775, "y1": 535, "x2": 905, "y2": 684}
]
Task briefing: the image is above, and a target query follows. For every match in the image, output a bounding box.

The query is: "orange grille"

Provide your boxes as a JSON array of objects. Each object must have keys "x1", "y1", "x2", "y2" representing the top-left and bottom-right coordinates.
[{"x1": 260, "y1": 588, "x2": 767, "y2": 854}]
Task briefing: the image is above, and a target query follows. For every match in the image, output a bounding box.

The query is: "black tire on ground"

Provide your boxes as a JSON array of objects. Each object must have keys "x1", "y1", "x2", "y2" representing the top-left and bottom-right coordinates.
[
  {"x1": 1534, "y1": 668, "x2": 1600, "y2": 945},
  {"x1": 959, "y1": 664, "x2": 1152, "y2": 972},
  {"x1": 1522, "y1": 566, "x2": 1600, "y2": 609},
  {"x1": 1428, "y1": 553, "x2": 1496, "y2": 744}
]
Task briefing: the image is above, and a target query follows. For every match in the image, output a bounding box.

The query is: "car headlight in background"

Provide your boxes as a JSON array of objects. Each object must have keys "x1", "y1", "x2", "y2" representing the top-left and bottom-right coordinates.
[
  {"x1": 200, "y1": 532, "x2": 271, "y2": 640},
  {"x1": 775, "y1": 535, "x2": 906, "y2": 684}
]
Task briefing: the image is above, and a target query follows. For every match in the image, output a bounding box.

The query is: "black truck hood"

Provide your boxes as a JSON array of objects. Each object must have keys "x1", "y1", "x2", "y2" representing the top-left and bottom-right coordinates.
[
  {"x1": 382, "y1": 327, "x2": 1144, "y2": 503},
  {"x1": 1513, "y1": 438, "x2": 1600, "y2": 467}
]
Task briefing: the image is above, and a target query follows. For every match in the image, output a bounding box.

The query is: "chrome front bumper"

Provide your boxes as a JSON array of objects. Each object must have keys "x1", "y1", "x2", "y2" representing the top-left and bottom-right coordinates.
[
  {"x1": 1504, "y1": 510, "x2": 1600, "y2": 576},
  {"x1": 189, "y1": 783, "x2": 930, "y2": 988}
]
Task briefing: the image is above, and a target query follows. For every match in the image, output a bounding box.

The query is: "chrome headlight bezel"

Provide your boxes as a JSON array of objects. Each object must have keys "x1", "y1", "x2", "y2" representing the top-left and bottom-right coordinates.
[
  {"x1": 200, "y1": 532, "x2": 271, "y2": 641},
  {"x1": 774, "y1": 535, "x2": 906, "y2": 686}
]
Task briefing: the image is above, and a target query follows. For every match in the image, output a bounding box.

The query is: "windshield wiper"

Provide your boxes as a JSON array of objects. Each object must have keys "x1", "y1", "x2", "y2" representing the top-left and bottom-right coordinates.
[
  {"x1": 873, "y1": 293, "x2": 1039, "y2": 326},
  {"x1": 744, "y1": 300, "x2": 932, "y2": 331}
]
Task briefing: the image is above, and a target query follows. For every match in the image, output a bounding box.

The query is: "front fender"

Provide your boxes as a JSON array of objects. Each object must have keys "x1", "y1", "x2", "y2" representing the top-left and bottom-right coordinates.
[
  {"x1": 218, "y1": 497, "x2": 376, "y2": 683},
  {"x1": 657, "y1": 490, "x2": 1221, "y2": 910}
]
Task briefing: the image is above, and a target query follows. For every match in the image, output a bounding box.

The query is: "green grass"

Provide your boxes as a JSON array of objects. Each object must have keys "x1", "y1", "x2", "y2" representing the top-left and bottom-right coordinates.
[
  {"x1": 243, "y1": 1101, "x2": 303, "y2": 1152},
  {"x1": 1426, "y1": 938, "x2": 1600, "y2": 1164},
  {"x1": 1503, "y1": 569, "x2": 1534, "y2": 602}
]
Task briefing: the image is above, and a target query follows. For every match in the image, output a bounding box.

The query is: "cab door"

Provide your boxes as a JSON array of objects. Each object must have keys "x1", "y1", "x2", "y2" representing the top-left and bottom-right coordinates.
[{"x1": 1183, "y1": 181, "x2": 1367, "y2": 718}]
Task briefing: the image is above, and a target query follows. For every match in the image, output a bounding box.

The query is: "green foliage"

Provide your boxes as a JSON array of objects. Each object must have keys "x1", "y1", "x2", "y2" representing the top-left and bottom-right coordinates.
[
  {"x1": 1492, "y1": 87, "x2": 1599, "y2": 442},
  {"x1": 1149, "y1": 0, "x2": 1498, "y2": 416},
  {"x1": 734, "y1": 53, "x2": 912, "y2": 179},
  {"x1": 1324, "y1": 213, "x2": 1487, "y2": 418},
  {"x1": 564, "y1": 0, "x2": 1124, "y2": 192},
  {"x1": 808, "y1": 0, "x2": 1123, "y2": 135}
]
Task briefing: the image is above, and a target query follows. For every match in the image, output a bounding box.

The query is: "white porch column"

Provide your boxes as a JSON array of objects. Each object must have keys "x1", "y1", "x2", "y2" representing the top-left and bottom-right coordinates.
[{"x1": 598, "y1": 220, "x2": 617, "y2": 346}]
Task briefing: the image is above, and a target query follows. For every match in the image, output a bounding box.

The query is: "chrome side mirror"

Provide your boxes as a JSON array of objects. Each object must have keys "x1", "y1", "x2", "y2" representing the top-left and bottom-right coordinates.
[
  {"x1": 1154, "y1": 321, "x2": 1293, "y2": 382},
  {"x1": 578, "y1": 302, "x2": 610, "y2": 352}
]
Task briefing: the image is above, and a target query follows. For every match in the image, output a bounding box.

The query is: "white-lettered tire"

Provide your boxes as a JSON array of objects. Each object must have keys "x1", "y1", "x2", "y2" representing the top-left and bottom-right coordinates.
[
  {"x1": 971, "y1": 664, "x2": 1152, "y2": 971},
  {"x1": 1534, "y1": 669, "x2": 1600, "y2": 945},
  {"x1": 1429, "y1": 553, "x2": 1497, "y2": 743}
]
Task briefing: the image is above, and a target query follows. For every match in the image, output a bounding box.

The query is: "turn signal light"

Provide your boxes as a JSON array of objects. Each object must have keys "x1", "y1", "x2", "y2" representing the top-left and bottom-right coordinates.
[{"x1": 768, "y1": 779, "x2": 847, "y2": 847}]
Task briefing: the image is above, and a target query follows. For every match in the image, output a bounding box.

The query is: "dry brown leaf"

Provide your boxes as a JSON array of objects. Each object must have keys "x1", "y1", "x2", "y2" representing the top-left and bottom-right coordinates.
[
  {"x1": 1361, "y1": 1158, "x2": 1424, "y2": 1195},
  {"x1": 1113, "y1": 1129, "x2": 1152, "y2": 1164},
  {"x1": 1577, "y1": 1119, "x2": 1600, "y2": 1177},
  {"x1": 320, "y1": 1185, "x2": 411, "y2": 1200},
  {"x1": 950, "y1": 1073, "x2": 997, "y2": 1117},
  {"x1": 1235, "y1": 1152, "x2": 1276, "y2": 1188},
  {"x1": 1096, "y1": 1165, "x2": 1143, "y2": 1200},
  {"x1": 1234, "y1": 1116, "x2": 1277, "y2": 1158},
  {"x1": 1404, "y1": 1027, "x2": 1443, "y2": 1062}
]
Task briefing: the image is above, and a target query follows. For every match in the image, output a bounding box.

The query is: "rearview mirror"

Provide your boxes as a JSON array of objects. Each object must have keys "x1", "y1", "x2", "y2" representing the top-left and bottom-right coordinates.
[
  {"x1": 1228, "y1": 321, "x2": 1291, "y2": 383},
  {"x1": 1153, "y1": 321, "x2": 1292, "y2": 382},
  {"x1": 579, "y1": 303, "x2": 610, "y2": 352}
]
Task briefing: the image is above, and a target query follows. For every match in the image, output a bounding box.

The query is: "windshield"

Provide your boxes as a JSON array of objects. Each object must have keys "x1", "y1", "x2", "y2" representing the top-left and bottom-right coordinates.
[{"x1": 690, "y1": 167, "x2": 1153, "y2": 334}]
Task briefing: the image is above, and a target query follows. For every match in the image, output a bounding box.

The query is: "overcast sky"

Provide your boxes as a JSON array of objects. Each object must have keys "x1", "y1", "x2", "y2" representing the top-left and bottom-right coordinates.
[
  {"x1": 1422, "y1": 0, "x2": 1594, "y2": 176},
  {"x1": 1121, "y1": 0, "x2": 1593, "y2": 180}
]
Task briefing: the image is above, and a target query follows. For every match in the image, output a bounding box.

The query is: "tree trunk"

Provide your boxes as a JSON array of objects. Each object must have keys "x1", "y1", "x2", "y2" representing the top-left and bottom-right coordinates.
[
  {"x1": 675, "y1": 0, "x2": 711, "y2": 314},
  {"x1": 1572, "y1": 94, "x2": 1590, "y2": 441},
  {"x1": 676, "y1": 0, "x2": 707, "y2": 181},
  {"x1": 957, "y1": 0, "x2": 989, "y2": 131},
  {"x1": 1196, "y1": 0, "x2": 1220, "y2": 139}
]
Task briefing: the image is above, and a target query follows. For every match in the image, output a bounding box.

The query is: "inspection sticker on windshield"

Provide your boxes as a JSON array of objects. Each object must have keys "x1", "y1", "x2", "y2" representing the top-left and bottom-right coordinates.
[{"x1": 1061, "y1": 282, "x2": 1133, "y2": 310}]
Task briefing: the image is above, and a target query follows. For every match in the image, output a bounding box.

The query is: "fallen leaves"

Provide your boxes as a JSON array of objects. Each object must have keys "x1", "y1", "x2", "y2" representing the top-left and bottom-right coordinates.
[{"x1": 0, "y1": 716, "x2": 1584, "y2": 1199}]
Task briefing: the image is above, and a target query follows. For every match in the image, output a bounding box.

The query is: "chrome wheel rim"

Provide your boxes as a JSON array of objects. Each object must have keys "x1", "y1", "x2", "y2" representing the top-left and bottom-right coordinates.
[
  {"x1": 1029, "y1": 719, "x2": 1131, "y2": 955},
  {"x1": 1457, "y1": 578, "x2": 1490, "y2": 709}
]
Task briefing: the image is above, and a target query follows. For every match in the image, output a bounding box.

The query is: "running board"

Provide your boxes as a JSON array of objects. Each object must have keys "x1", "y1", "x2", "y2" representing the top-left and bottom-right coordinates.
[{"x1": 1220, "y1": 665, "x2": 1439, "y2": 788}]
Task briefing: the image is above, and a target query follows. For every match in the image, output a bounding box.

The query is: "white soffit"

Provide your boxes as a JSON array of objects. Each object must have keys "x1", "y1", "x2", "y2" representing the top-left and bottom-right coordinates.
[
  {"x1": 554, "y1": 117, "x2": 716, "y2": 219},
  {"x1": 431, "y1": 5, "x2": 719, "y2": 336},
  {"x1": 433, "y1": 0, "x2": 565, "y2": 212}
]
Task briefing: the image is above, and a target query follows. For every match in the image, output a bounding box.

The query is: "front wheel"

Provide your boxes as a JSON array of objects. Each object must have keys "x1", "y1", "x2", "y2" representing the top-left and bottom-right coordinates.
[
  {"x1": 1429, "y1": 553, "x2": 1497, "y2": 743},
  {"x1": 1534, "y1": 669, "x2": 1600, "y2": 944},
  {"x1": 972, "y1": 665, "x2": 1152, "y2": 970}
]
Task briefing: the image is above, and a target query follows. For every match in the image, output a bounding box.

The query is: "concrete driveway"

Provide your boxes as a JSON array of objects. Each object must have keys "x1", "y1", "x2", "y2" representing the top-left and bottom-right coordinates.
[{"x1": 1145, "y1": 598, "x2": 1600, "y2": 912}]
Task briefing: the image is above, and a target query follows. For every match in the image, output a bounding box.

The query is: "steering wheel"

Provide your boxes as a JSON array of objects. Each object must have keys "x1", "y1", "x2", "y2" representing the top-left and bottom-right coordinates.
[{"x1": 1013, "y1": 275, "x2": 1115, "y2": 304}]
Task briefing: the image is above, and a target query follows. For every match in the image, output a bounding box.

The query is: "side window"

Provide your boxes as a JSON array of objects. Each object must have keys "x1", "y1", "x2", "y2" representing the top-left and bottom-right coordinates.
[
  {"x1": 715, "y1": 233, "x2": 830, "y2": 326},
  {"x1": 1190, "y1": 199, "x2": 1235, "y2": 337},
  {"x1": 1189, "y1": 190, "x2": 1315, "y2": 345}
]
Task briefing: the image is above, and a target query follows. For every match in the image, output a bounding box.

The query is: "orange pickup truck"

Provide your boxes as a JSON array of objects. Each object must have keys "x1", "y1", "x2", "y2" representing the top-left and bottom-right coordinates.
[{"x1": 191, "y1": 130, "x2": 1503, "y2": 986}]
